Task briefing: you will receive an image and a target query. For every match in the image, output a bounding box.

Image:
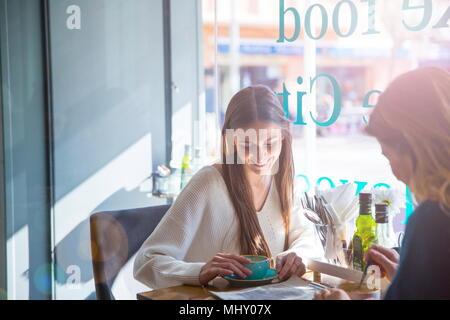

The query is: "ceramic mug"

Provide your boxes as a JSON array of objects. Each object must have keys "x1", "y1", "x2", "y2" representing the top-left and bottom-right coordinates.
[{"x1": 240, "y1": 255, "x2": 270, "y2": 280}]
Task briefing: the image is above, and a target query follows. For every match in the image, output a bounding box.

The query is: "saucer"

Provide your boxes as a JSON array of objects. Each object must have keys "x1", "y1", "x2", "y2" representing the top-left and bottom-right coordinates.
[{"x1": 222, "y1": 269, "x2": 278, "y2": 288}]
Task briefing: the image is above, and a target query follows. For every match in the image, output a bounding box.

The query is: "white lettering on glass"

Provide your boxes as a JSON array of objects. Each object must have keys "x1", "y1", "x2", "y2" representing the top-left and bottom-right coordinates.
[
  {"x1": 66, "y1": 265, "x2": 81, "y2": 289},
  {"x1": 66, "y1": 5, "x2": 81, "y2": 30}
]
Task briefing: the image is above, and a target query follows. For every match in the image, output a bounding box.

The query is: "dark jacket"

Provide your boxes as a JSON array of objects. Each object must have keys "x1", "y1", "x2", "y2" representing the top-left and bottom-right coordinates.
[{"x1": 384, "y1": 200, "x2": 450, "y2": 300}]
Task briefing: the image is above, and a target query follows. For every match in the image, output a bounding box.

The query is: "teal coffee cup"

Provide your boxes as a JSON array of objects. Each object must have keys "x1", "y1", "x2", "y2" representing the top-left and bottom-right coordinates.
[{"x1": 240, "y1": 255, "x2": 270, "y2": 280}]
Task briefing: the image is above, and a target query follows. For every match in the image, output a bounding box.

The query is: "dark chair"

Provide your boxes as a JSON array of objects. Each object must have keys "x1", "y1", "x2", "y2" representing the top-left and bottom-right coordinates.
[{"x1": 90, "y1": 204, "x2": 171, "y2": 300}]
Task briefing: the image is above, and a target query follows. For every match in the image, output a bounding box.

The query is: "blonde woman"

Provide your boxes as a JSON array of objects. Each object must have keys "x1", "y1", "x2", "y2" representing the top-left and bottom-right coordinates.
[
  {"x1": 316, "y1": 67, "x2": 450, "y2": 300},
  {"x1": 134, "y1": 85, "x2": 322, "y2": 289}
]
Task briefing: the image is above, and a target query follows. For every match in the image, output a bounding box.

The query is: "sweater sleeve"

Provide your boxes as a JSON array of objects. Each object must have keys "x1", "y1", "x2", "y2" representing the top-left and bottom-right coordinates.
[
  {"x1": 276, "y1": 195, "x2": 324, "y2": 260},
  {"x1": 133, "y1": 169, "x2": 213, "y2": 289}
]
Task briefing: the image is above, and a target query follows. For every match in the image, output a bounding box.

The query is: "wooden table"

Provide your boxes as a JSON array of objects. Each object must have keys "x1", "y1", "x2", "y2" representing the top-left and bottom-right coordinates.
[
  {"x1": 137, "y1": 279, "x2": 234, "y2": 300},
  {"x1": 137, "y1": 269, "x2": 388, "y2": 300},
  {"x1": 137, "y1": 271, "x2": 352, "y2": 300}
]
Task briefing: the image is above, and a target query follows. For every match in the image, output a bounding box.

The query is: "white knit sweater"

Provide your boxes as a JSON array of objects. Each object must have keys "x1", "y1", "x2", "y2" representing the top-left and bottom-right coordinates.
[{"x1": 134, "y1": 166, "x2": 323, "y2": 289}]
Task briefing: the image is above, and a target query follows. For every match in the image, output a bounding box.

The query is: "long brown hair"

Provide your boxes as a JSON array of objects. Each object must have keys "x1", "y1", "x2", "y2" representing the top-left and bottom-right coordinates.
[
  {"x1": 220, "y1": 85, "x2": 294, "y2": 257},
  {"x1": 366, "y1": 67, "x2": 450, "y2": 215}
]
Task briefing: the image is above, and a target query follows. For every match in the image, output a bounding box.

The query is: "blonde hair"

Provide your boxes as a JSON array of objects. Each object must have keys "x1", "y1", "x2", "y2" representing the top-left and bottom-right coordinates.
[{"x1": 366, "y1": 67, "x2": 450, "y2": 215}]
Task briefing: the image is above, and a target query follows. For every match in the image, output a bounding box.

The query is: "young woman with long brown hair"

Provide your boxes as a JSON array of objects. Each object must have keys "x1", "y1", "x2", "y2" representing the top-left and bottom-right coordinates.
[
  {"x1": 315, "y1": 67, "x2": 450, "y2": 300},
  {"x1": 134, "y1": 85, "x2": 321, "y2": 289}
]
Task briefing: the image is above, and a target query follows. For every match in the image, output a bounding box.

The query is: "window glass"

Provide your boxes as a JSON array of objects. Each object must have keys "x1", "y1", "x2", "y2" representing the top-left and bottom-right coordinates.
[{"x1": 202, "y1": 0, "x2": 450, "y2": 234}]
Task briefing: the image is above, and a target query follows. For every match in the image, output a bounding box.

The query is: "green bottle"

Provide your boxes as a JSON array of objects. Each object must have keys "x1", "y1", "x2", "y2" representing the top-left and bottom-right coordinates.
[
  {"x1": 352, "y1": 193, "x2": 377, "y2": 271},
  {"x1": 180, "y1": 145, "x2": 192, "y2": 189}
]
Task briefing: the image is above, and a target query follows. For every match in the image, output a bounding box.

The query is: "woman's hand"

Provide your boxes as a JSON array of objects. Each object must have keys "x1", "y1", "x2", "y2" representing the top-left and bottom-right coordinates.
[
  {"x1": 275, "y1": 252, "x2": 306, "y2": 281},
  {"x1": 199, "y1": 253, "x2": 253, "y2": 285},
  {"x1": 314, "y1": 289, "x2": 351, "y2": 300},
  {"x1": 365, "y1": 244, "x2": 399, "y2": 281}
]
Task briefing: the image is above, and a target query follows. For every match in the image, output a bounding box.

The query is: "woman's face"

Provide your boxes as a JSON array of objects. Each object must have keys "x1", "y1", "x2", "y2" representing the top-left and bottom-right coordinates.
[
  {"x1": 379, "y1": 140, "x2": 413, "y2": 185},
  {"x1": 235, "y1": 121, "x2": 284, "y2": 176}
]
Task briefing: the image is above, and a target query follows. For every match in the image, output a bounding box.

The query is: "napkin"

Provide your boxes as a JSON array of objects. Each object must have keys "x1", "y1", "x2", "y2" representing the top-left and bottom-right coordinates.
[{"x1": 315, "y1": 183, "x2": 358, "y2": 262}]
